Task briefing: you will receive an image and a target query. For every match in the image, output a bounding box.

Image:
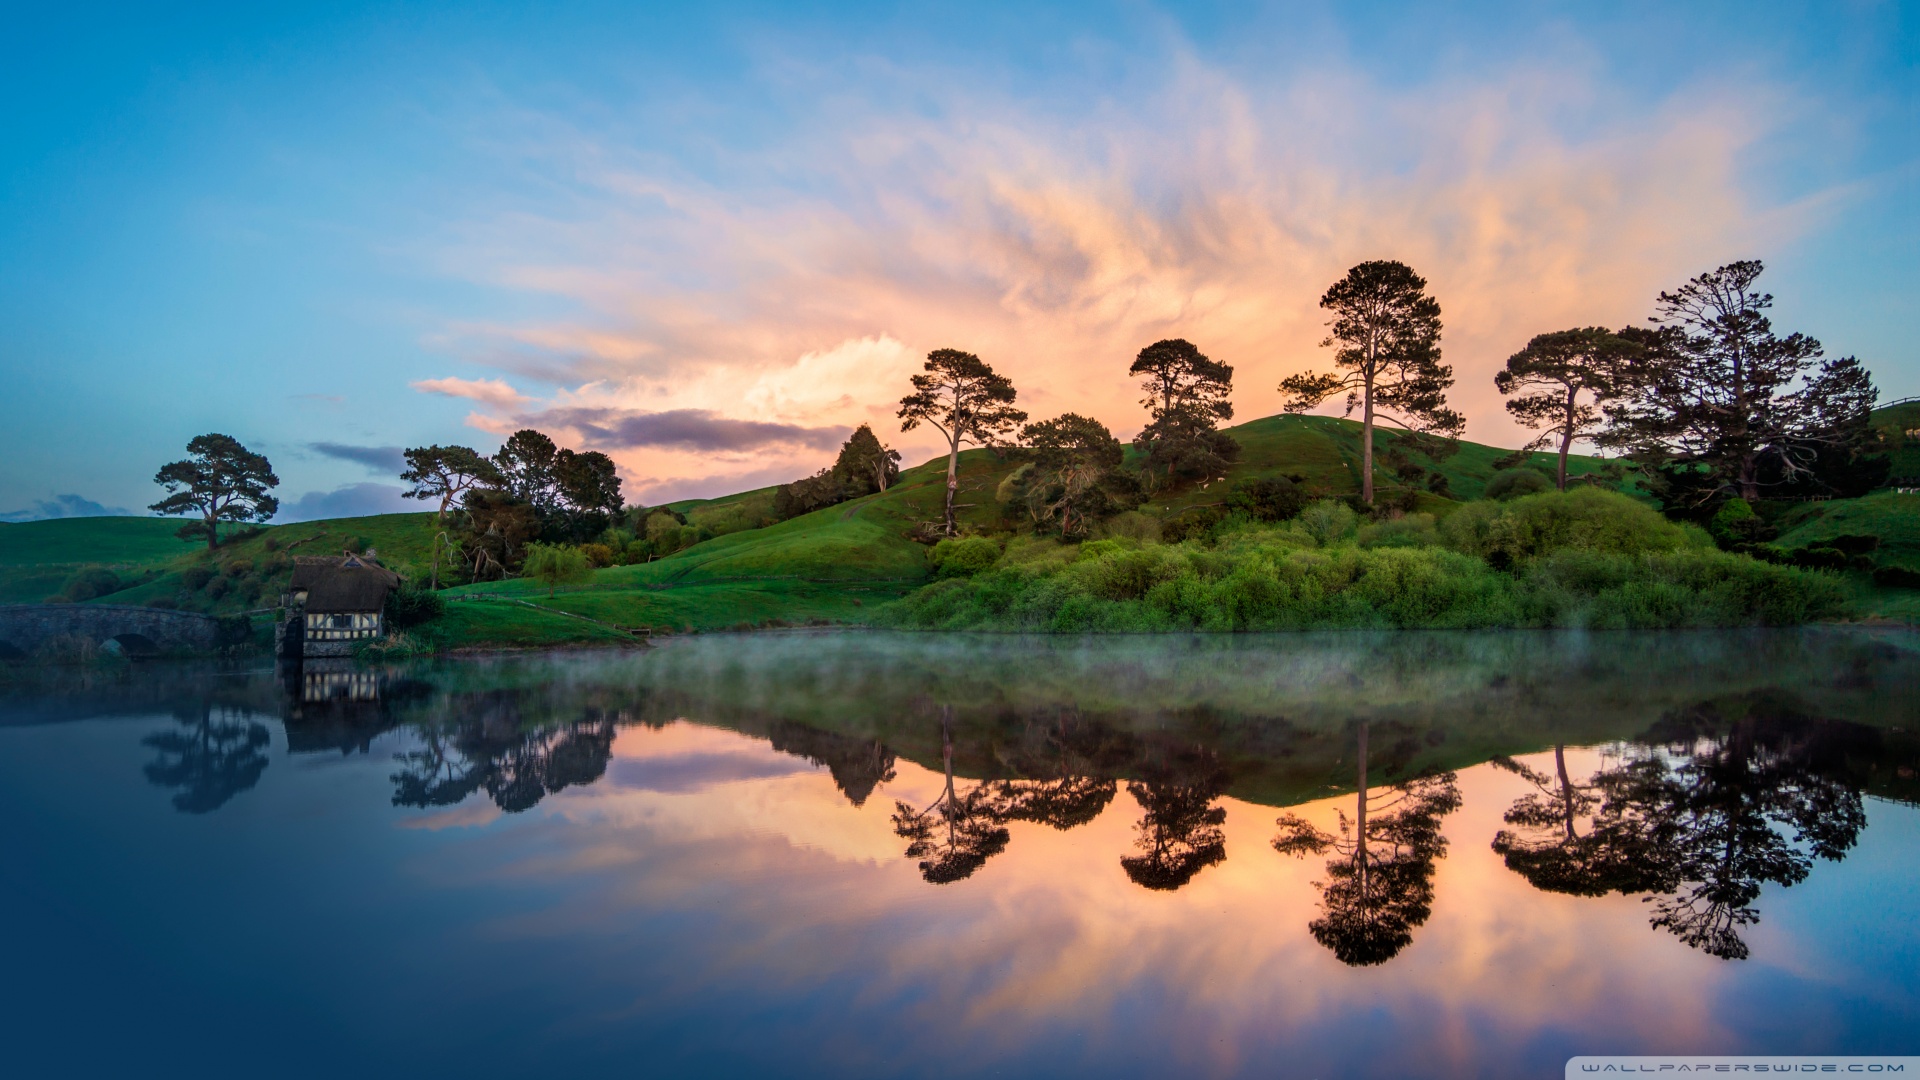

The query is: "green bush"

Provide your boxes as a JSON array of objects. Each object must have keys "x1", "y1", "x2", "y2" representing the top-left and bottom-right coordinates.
[
  {"x1": 1297, "y1": 500, "x2": 1358, "y2": 546},
  {"x1": 521, "y1": 542, "x2": 593, "y2": 596},
  {"x1": 1224, "y1": 476, "x2": 1307, "y2": 522},
  {"x1": 1441, "y1": 487, "x2": 1696, "y2": 565},
  {"x1": 182, "y1": 565, "x2": 216, "y2": 591},
  {"x1": 929, "y1": 536, "x2": 1001, "y2": 578},
  {"x1": 1709, "y1": 498, "x2": 1769, "y2": 549},
  {"x1": 1873, "y1": 565, "x2": 1920, "y2": 589},
  {"x1": 59, "y1": 566, "x2": 123, "y2": 602},
  {"x1": 1484, "y1": 468, "x2": 1554, "y2": 501},
  {"x1": 1357, "y1": 513, "x2": 1438, "y2": 549},
  {"x1": 879, "y1": 508, "x2": 1842, "y2": 633},
  {"x1": 386, "y1": 588, "x2": 446, "y2": 629}
]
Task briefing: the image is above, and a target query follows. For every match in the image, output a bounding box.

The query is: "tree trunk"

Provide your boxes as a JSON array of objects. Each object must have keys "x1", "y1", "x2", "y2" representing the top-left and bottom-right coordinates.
[
  {"x1": 944, "y1": 434, "x2": 961, "y2": 537},
  {"x1": 1558, "y1": 386, "x2": 1577, "y2": 491},
  {"x1": 204, "y1": 507, "x2": 219, "y2": 550},
  {"x1": 1361, "y1": 376, "x2": 1376, "y2": 506},
  {"x1": 1355, "y1": 721, "x2": 1370, "y2": 890},
  {"x1": 1738, "y1": 454, "x2": 1759, "y2": 502},
  {"x1": 1555, "y1": 744, "x2": 1575, "y2": 841}
]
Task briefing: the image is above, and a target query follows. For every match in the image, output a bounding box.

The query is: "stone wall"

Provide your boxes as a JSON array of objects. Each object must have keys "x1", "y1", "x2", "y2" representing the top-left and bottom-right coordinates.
[{"x1": 0, "y1": 604, "x2": 226, "y2": 655}]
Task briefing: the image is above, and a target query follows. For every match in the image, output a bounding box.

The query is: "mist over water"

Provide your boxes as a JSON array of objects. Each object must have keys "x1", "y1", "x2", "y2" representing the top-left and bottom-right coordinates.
[{"x1": 2, "y1": 628, "x2": 1917, "y2": 1078}]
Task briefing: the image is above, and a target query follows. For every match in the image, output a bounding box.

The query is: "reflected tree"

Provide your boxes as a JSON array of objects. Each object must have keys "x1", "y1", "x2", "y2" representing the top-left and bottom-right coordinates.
[
  {"x1": 142, "y1": 703, "x2": 271, "y2": 814},
  {"x1": 1274, "y1": 722, "x2": 1461, "y2": 966},
  {"x1": 989, "y1": 707, "x2": 1121, "y2": 831},
  {"x1": 767, "y1": 720, "x2": 897, "y2": 807},
  {"x1": 1121, "y1": 747, "x2": 1229, "y2": 891},
  {"x1": 391, "y1": 695, "x2": 618, "y2": 814},
  {"x1": 891, "y1": 707, "x2": 1012, "y2": 884},
  {"x1": 1489, "y1": 695, "x2": 1874, "y2": 961},
  {"x1": 1489, "y1": 746, "x2": 1665, "y2": 896}
]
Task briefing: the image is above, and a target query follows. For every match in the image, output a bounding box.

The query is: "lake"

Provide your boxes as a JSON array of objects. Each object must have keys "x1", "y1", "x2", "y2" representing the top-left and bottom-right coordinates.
[{"x1": 2, "y1": 629, "x2": 1917, "y2": 1079}]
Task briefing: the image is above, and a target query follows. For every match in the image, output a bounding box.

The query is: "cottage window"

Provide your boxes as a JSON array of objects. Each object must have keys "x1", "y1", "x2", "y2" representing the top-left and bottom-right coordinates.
[{"x1": 331, "y1": 614, "x2": 352, "y2": 629}]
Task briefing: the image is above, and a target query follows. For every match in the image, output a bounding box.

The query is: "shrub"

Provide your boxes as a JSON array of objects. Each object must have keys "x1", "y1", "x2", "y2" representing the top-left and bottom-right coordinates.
[
  {"x1": 1708, "y1": 498, "x2": 1770, "y2": 549},
  {"x1": 1161, "y1": 507, "x2": 1224, "y2": 544},
  {"x1": 1873, "y1": 565, "x2": 1920, "y2": 589},
  {"x1": 182, "y1": 566, "x2": 216, "y2": 591},
  {"x1": 1357, "y1": 513, "x2": 1438, "y2": 549},
  {"x1": 1484, "y1": 468, "x2": 1554, "y2": 501},
  {"x1": 1224, "y1": 476, "x2": 1307, "y2": 522},
  {"x1": 1095, "y1": 510, "x2": 1161, "y2": 543},
  {"x1": 223, "y1": 559, "x2": 253, "y2": 577},
  {"x1": 59, "y1": 566, "x2": 124, "y2": 602},
  {"x1": 579, "y1": 542, "x2": 616, "y2": 568},
  {"x1": 1441, "y1": 487, "x2": 1694, "y2": 564},
  {"x1": 929, "y1": 536, "x2": 1001, "y2": 578},
  {"x1": 521, "y1": 543, "x2": 593, "y2": 597},
  {"x1": 203, "y1": 576, "x2": 230, "y2": 600},
  {"x1": 1789, "y1": 546, "x2": 1849, "y2": 571},
  {"x1": 386, "y1": 588, "x2": 446, "y2": 629},
  {"x1": 1297, "y1": 500, "x2": 1358, "y2": 547}
]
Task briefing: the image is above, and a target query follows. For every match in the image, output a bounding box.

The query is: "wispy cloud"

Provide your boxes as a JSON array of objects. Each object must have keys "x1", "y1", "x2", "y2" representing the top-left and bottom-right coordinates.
[
  {"x1": 1, "y1": 494, "x2": 134, "y2": 522},
  {"x1": 309, "y1": 442, "x2": 406, "y2": 475},
  {"x1": 409, "y1": 43, "x2": 1816, "y2": 497},
  {"x1": 411, "y1": 376, "x2": 532, "y2": 409}
]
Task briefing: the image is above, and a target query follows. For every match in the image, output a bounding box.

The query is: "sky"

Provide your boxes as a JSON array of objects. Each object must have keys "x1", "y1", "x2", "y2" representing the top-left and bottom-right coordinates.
[{"x1": 1, "y1": 1, "x2": 1915, "y2": 521}]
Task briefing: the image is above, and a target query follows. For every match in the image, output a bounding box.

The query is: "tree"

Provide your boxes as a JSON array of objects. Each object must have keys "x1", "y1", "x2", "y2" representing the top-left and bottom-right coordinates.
[
  {"x1": 399, "y1": 445, "x2": 503, "y2": 523},
  {"x1": 1012, "y1": 413, "x2": 1136, "y2": 538},
  {"x1": 898, "y1": 349, "x2": 1027, "y2": 536},
  {"x1": 455, "y1": 489, "x2": 541, "y2": 579},
  {"x1": 1494, "y1": 328, "x2": 1642, "y2": 490},
  {"x1": 1280, "y1": 261, "x2": 1462, "y2": 505},
  {"x1": 834, "y1": 424, "x2": 902, "y2": 493},
  {"x1": 1272, "y1": 722, "x2": 1462, "y2": 965},
  {"x1": 553, "y1": 448, "x2": 624, "y2": 535},
  {"x1": 521, "y1": 542, "x2": 592, "y2": 597},
  {"x1": 149, "y1": 433, "x2": 280, "y2": 549},
  {"x1": 1601, "y1": 260, "x2": 1880, "y2": 505},
  {"x1": 772, "y1": 425, "x2": 902, "y2": 522},
  {"x1": 767, "y1": 721, "x2": 898, "y2": 808},
  {"x1": 1129, "y1": 339, "x2": 1240, "y2": 491},
  {"x1": 493, "y1": 429, "x2": 561, "y2": 512}
]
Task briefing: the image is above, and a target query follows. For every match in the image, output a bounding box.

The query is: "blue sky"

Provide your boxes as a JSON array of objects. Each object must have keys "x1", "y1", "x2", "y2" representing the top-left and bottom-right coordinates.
[{"x1": 1, "y1": 1, "x2": 1914, "y2": 520}]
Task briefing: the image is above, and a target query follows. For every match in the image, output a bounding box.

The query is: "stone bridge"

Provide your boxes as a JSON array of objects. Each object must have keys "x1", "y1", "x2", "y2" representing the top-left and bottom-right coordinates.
[{"x1": 0, "y1": 604, "x2": 229, "y2": 658}]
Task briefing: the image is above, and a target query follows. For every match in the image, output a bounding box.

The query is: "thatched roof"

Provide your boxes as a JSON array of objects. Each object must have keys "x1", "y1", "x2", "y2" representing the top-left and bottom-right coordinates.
[{"x1": 293, "y1": 555, "x2": 401, "y2": 614}]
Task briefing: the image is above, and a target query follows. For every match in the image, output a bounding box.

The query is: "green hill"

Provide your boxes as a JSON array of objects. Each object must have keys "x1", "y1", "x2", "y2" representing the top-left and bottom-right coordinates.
[{"x1": 6, "y1": 404, "x2": 1917, "y2": 644}]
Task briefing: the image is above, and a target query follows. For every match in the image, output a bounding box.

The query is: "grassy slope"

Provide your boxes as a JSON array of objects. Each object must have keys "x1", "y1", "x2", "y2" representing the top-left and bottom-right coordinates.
[{"x1": 10, "y1": 404, "x2": 1916, "y2": 638}]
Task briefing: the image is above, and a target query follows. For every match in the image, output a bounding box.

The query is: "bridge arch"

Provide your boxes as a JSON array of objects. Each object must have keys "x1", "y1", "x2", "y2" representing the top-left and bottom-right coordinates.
[{"x1": 0, "y1": 604, "x2": 226, "y2": 658}]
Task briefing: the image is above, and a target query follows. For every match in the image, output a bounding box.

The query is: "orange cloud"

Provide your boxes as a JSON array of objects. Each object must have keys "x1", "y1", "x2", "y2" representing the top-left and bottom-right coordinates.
[
  {"x1": 411, "y1": 375, "x2": 533, "y2": 409},
  {"x1": 421, "y1": 53, "x2": 1815, "y2": 499}
]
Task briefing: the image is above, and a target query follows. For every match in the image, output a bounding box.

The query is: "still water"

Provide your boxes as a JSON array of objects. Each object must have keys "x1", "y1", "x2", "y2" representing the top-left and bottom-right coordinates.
[{"x1": 2, "y1": 629, "x2": 1917, "y2": 1079}]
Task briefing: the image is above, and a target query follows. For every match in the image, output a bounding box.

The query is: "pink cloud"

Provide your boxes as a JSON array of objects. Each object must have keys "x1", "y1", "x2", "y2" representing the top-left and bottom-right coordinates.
[
  {"x1": 411, "y1": 376, "x2": 533, "y2": 409},
  {"x1": 413, "y1": 51, "x2": 1824, "y2": 496}
]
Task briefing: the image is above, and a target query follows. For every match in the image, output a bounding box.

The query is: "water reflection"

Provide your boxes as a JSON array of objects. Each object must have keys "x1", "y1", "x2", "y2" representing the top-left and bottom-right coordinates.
[
  {"x1": 141, "y1": 702, "x2": 271, "y2": 813},
  {"x1": 1273, "y1": 722, "x2": 1462, "y2": 965},
  {"x1": 392, "y1": 702, "x2": 618, "y2": 814},
  {"x1": 11, "y1": 629, "x2": 1915, "y2": 971},
  {"x1": 1492, "y1": 693, "x2": 1876, "y2": 960}
]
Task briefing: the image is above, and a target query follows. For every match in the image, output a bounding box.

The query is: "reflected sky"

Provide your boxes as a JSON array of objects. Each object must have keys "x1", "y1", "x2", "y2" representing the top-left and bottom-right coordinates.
[{"x1": 1, "y1": 629, "x2": 1917, "y2": 1078}]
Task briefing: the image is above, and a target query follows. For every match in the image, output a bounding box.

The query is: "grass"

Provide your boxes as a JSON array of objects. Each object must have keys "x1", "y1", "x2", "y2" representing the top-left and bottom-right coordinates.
[
  {"x1": 0, "y1": 517, "x2": 200, "y2": 567},
  {"x1": 7, "y1": 403, "x2": 1917, "y2": 643}
]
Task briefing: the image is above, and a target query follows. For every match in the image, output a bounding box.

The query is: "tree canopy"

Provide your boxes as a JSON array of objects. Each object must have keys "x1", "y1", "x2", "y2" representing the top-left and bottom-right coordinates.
[
  {"x1": 1600, "y1": 260, "x2": 1881, "y2": 505},
  {"x1": 400, "y1": 445, "x2": 502, "y2": 522},
  {"x1": 1280, "y1": 260, "x2": 1461, "y2": 505},
  {"x1": 1129, "y1": 338, "x2": 1240, "y2": 491},
  {"x1": 149, "y1": 433, "x2": 280, "y2": 549},
  {"x1": 1495, "y1": 327, "x2": 1642, "y2": 490},
  {"x1": 898, "y1": 349, "x2": 1027, "y2": 536}
]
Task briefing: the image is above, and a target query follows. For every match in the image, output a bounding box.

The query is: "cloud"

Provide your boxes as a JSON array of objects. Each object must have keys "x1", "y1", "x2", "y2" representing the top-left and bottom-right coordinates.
[
  {"x1": 410, "y1": 376, "x2": 532, "y2": 409},
  {"x1": 309, "y1": 442, "x2": 406, "y2": 475},
  {"x1": 527, "y1": 407, "x2": 844, "y2": 453},
  {"x1": 275, "y1": 483, "x2": 416, "y2": 522},
  {"x1": 0, "y1": 494, "x2": 134, "y2": 522},
  {"x1": 405, "y1": 40, "x2": 1822, "y2": 498}
]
